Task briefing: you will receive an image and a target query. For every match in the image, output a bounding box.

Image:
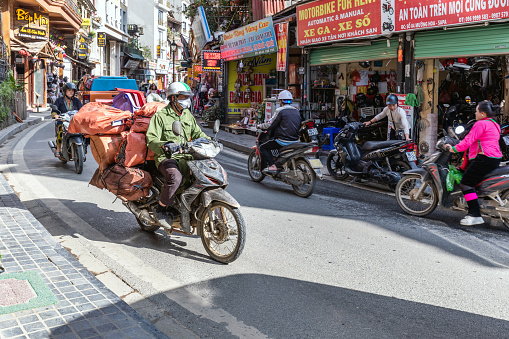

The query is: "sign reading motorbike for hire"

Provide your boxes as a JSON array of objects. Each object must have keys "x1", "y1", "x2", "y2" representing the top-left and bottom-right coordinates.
[
  {"x1": 297, "y1": 0, "x2": 382, "y2": 45},
  {"x1": 394, "y1": 0, "x2": 509, "y2": 31}
]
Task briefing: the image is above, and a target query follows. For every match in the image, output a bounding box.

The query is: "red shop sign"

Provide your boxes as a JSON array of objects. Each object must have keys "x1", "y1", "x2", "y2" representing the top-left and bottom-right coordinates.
[
  {"x1": 297, "y1": 0, "x2": 381, "y2": 46},
  {"x1": 395, "y1": 0, "x2": 509, "y2": 32}
]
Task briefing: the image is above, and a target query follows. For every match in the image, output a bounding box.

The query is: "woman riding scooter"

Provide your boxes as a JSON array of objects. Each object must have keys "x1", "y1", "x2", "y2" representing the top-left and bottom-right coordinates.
[
  {"x1": 51, "y1": 82, "x2": 83, "y2": 157},
  {"x1": 445, "y1": 100, "x2": 502, "y2": 226}
]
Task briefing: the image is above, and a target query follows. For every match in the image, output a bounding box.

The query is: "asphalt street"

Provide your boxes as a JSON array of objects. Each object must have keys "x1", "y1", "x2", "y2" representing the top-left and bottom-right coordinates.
[{"x1": 3, "y1": 120, "x2": 509, "y2": 338}]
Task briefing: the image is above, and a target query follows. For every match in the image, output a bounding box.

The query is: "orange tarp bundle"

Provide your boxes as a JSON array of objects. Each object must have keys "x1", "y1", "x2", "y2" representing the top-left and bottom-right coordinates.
[
  {"x1": 89, "y1": 133, "x2": 127, "y2": 172},
  {"x1": 68, "y1": 102, "x2": 132, "y2": 135},
  {"x1": 134, "y1": 102, "x2": 166, "y2": 117},
  {"x1": 123, "y1": 132, "x2": 154, "y2": 167}
]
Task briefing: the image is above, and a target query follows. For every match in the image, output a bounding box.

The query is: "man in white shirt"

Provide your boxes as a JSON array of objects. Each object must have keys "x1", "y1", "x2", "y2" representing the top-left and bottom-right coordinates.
[{"x1": 363, "y1": 93, "x2": 410, "y2": 140}]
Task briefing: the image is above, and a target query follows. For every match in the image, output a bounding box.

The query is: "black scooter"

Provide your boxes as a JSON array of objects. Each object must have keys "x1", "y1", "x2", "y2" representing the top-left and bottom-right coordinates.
[
  {"x1": 396, "y1": 130, "x2": 509, "y2": 229},
  {"x1": 326, "y1": 122, "x2": 418, "y2": 190},
  {"x1": 48, "y1": 105, "x2": 86, "y2": 174}
]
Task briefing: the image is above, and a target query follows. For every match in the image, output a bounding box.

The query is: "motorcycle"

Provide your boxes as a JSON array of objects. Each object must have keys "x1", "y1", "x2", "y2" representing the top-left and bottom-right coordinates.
[
  {"x1": 326, "y1": 122, "x2": 418, "y2": 190},
  {"x1": 382, "y1": 1, "x2": 394, "y2": 14},
  {"x1": 247, "y1": 132, "x2": 323, "y2": 198},
  {"x1": 395, "y1": 127, "x2": 509, "y2": 229},
  {"x1": 122, "y1": 120, "x2": 245, "y2": 264},
  {"x1": 299, "y1": 119, "x2": 319, "y2": 144},
  {"x1": 48, "y1": 106, "x2": 86, "y2": 174},
  {"x1": 383, "y1": 18, "x2": 394, "y2": 31}
]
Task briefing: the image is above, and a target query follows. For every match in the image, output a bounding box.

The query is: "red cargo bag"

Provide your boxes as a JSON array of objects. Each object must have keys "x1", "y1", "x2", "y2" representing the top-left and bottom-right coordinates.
[{"x1": 68, "y1": 102, "x2": 132, "y2": 135}]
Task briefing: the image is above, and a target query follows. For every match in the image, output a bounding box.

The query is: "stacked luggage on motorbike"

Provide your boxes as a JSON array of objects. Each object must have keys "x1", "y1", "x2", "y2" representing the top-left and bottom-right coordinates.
[{"x1": 69, "y1": 101, "x2": 167, "y2": 201}]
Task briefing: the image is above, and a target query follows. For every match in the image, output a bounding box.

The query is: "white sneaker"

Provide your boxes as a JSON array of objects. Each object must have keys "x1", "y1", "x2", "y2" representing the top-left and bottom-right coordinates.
[{"x1": 460, "y1": 215, "x2": 485, "y2": 226}]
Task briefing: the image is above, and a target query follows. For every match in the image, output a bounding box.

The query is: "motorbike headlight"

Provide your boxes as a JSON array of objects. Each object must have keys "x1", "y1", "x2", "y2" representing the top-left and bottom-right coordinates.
[{"x1": 455, "y1": 125, "x2": 465, "y2": 135}]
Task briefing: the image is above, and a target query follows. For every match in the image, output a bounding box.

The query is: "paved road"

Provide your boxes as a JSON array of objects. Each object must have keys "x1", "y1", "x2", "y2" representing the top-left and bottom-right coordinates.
[{"x1": 4, "y1": 121, "x2": 509, "y2": 338}]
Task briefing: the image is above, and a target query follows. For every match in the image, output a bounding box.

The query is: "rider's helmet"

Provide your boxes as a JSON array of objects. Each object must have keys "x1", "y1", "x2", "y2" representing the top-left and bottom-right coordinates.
[
  {"x1": 62, "y1": 82, "x2": 77, "y2": 95},
  {"x1": 167, "y1": 81, "x2": 193, "y2": 97},
  {"x1": 278, "y1": 90, "x2": 293, "y2": 104},
  {"x1": 386, "y1": 93, "x2": 398, "y2": 105}
]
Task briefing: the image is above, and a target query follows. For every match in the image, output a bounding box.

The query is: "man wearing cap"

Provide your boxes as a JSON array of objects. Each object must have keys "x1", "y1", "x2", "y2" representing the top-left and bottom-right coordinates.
[{"x1": 257, "y1": 90, "x2": 301, "y2": 173}]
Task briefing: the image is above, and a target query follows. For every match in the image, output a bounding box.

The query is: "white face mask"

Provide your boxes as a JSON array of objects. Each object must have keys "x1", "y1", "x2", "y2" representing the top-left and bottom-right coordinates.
[{"x1": 177, "y1": 98, "x2": 191, "y2": 109}]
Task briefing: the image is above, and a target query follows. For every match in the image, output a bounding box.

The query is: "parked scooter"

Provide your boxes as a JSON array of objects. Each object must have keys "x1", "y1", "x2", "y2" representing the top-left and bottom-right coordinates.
[
  {"x1": 326, "y1": 122, "x2": 418, "y2": 190},
  {"x1": 299, "y1": 119, "x2": 319, "y2": 144},
  {"x1": 48, "y1": 106, "x2": 86, "y2": 174},
  {"x1": 123, "y1": 120, "x2": 245, "y2": 263},
  {"x1": 396, "y1": 127, "x2": 509, "y2": 229},
  {"x1": 247, "y1": 132, "x2": 323, "y2": 198}
]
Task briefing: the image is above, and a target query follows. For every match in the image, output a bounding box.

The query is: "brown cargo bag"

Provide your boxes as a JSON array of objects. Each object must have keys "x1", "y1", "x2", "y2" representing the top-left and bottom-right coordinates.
[
  {"x1": 100, "y1": 164, "x2": 152, "y2": 201},
  {"x1": 89, "y1": 133, "x2": 127, "y2": 172},
  {"x1": 116, "y1": 132, "x2": 154, "y2": 167},
  {"x1": 68, "y1": 102, "x2": 132, "y2": 135}
]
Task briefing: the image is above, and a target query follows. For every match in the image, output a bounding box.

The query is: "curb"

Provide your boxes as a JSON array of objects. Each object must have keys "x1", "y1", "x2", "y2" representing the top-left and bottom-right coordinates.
[{"x1": 0, "y1": 117, "x2": 47, "y2": 145}]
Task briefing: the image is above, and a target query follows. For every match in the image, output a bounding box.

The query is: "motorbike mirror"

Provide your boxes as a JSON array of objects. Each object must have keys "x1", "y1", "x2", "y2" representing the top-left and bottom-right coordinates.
[
  {"x1": 455, "y1": 125, "x2": 465, "y2": 135},
  {"x1": 213, "y1": 119, "x2": 220, "y2": 134},
  {"x1": 172, "y1": 121, "x2": 183, "y2": 136}
]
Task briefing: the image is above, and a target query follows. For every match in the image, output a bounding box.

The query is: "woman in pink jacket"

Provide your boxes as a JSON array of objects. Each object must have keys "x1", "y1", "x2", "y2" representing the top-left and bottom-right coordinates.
[{"x1": 445, "y1": 101, "x2": 502, "y2": 226}]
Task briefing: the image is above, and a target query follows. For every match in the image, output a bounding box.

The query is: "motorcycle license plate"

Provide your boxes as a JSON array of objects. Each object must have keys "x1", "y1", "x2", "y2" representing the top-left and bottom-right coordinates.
[
  {"x1": 308, "y1": 128, "x2": 318, "y2": 136},
  {"x1": 406, "y1": 151, "x2": 417, "y2": 162},
  {"x1": 504, "y1": 136, "x2": 509, "y2": 146},
  {"x1": 308, "y1": 158, "x2": 323, "y2": 168}
]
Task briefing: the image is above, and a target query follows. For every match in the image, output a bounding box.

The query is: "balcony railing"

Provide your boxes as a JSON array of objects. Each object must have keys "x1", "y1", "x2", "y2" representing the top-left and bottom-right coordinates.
[{"x1": 65, "y1": 0, "x2": 80, "y2": 15}]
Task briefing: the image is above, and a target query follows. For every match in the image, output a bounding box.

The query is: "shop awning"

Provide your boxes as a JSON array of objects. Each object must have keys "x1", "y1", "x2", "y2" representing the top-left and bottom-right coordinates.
[
  {"x1": 310, "y1": 39, "x2": 398, "y2": 66},
  {"x1": 10, "y1": 37, "x2": 60, "y2": 60},
  {"x1": 125, "y1": 52, "x2": 144, "y2": 60},
  {"x1": 67, "y1": 55, "x2": 95, "y2": 69}
]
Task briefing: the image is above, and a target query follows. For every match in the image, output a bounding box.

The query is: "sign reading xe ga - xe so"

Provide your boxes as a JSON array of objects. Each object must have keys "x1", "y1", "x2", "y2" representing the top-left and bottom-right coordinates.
[
  {"x1": 297, "y1": 0, "x2": 381, "y2": 46},
  {"x1": 395, "y1": 0, "x2": 509, "y2": 32}
]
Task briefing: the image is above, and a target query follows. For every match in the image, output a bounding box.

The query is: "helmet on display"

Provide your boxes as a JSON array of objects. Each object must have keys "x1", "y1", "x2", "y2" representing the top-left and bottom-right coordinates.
[
  {"x1": 166, "y1": 82, "x2": 193, "y2": 97},
  {"x1": 359, "y1": 61, "x2": 371, "y2": 68},
  {"x1": 63, "y1": 82, "x2": 77, "y2": 93},
  {"x1": 278, "y1": 90, "x2": 293, "y2": 104},
  {"x1": 355, "y1": 93, "x2": 366, "y2": 103},
  {"x1": 386, "y1": 93, "x2": 398, "y2": 105},
  {"x1": 374, "y1": 94, "x2": 385, "y2": 107},
  {"x1": 457, "y1": 57, "x2": 468, "y2": 64}
]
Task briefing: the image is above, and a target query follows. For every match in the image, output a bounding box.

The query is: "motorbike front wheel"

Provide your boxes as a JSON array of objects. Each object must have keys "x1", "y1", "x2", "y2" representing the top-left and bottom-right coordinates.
[
  {"x1": 395, "y1": 175, "x2": 438, "y2": 216},
  {"x1": 291, "y1": 159, "x2": 317, "y2": 198},
  {"x1": 326, "y1": 150, "x2": 349, "y2": 180},
  {"x1": 72, "y1": 143, "x2": 84, "y2": 174},
  {"x1": 247, "y1": 149, "x2": 265, "y2": 182},
  {"x1": 200, "y1": 202, "x2": 246, "y2": 264},
  {"x1": 389, "y1": 7, "x2": 394, "y2": 14}
]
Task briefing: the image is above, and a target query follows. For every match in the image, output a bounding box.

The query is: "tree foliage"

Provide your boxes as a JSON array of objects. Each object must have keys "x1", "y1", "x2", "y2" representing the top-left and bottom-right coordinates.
[{"x1": 183, "y1": 0, "x2": 250, "y2": 33}]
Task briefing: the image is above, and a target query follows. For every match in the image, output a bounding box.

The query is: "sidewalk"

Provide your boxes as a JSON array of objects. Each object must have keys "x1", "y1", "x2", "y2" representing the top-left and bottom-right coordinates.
[
  {"x1": 200, "y1": 123, "x2": 256, "y2": 155},
  {"x1": 0, "y1": 109, "x2": 167, "y2": 339}
]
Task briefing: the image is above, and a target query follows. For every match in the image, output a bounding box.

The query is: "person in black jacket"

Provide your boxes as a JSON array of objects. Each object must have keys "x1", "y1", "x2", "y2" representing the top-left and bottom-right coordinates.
[
  {"x1": 51, "y1": 82, "x2": 83, "y2": 157},
  {"x1": 258, "y1": 90, "x2": 301, "y2": 173}
]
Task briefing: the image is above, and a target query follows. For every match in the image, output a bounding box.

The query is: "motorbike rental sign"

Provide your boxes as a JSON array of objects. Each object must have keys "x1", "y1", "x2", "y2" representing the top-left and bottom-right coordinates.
[
  {"x1": 14, "y1": 7, "x2": 49, "y2": 40},
  {"x1": 296, "y1": 0, "x2": 382, "y2": 45}
]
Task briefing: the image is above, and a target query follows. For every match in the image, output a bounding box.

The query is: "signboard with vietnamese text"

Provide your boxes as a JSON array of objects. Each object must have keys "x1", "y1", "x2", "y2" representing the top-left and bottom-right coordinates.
[
  {"x1": 202, "y1": 50, "x2": 222, "y2": 71},
  {"x1": 275, "y1": 22, "x2": 288, "y2": 72},
  {"x1": 297, "y1": 0, "x2": 381, "y2": 46},
  {"x1": 221, "y1": 17, "x2": 278, "y2": 61},
  {"x1": 97, "y1": 32, "x2": 106, "y2": 47},
  {"x1": 394, "y1": 0, "x2": 509, "y2": 32},
  {"x1": 14, "y1": 8, "x2": 49, "y2": 40},
  {"x1": 82, "y1": 18, "x2": 91, "y2": 27},
  {"x1": 77, "y1": 36, "x2": 88, "y2": 60},
  {"x1": 227, "y1": 54, "x2": 276, "y2": 117}
]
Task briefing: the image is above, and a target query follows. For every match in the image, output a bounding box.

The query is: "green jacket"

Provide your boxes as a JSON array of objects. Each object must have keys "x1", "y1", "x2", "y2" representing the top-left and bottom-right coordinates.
[{"x1": 146, "y1": 104, "x2": 208, "y2": 167}]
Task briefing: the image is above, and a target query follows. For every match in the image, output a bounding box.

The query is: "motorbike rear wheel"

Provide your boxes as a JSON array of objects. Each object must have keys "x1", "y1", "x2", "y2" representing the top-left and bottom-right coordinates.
[
  {"x1": 326, "y1": 150, "x2": 349, "y2": 180},
  {"x1": 136, "y1": 217, "x2": 160, "y2": 232},
  {"x1": 499, "y1": 190, "x2": 509, "y2": 230},
  {"x1": 72, "y1": 143, "x2": 84, "y2": 174},
  {"x1": 395, "y1": 175, "x2": 438, "y2": 216},
  {"x1": 291, "y1": 159, "x2": 317, "y2": 198},
  {"x1": 200, "y1": 202, "x2": 246, "y2": 264},
  {"x1": 247, "y1": 149, "x2": 265, "y2": 182}
]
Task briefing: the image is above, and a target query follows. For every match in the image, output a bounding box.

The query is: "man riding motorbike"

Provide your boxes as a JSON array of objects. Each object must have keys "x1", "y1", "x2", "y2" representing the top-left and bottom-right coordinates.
[
  {"x1": 363, "y1": 93, "x2": 410, "y2": 140},
  {"x1": 146, "y1": 82, "x2": 210, "y2": 228},
  {"x1": 257, "y1": 90, "x2": 301, "y2": 173},
  {"x1": 51, "y1": 82, "x2": 83, "y2": 157}
]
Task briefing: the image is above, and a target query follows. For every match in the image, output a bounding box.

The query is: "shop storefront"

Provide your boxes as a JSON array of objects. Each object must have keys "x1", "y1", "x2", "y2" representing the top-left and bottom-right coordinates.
[
  {"x1": 220, "y1": 17, "x2": 278, "y2": 124},
  {"x1": 156, "y1": 59, "x2": 169, "y2": 89}
]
